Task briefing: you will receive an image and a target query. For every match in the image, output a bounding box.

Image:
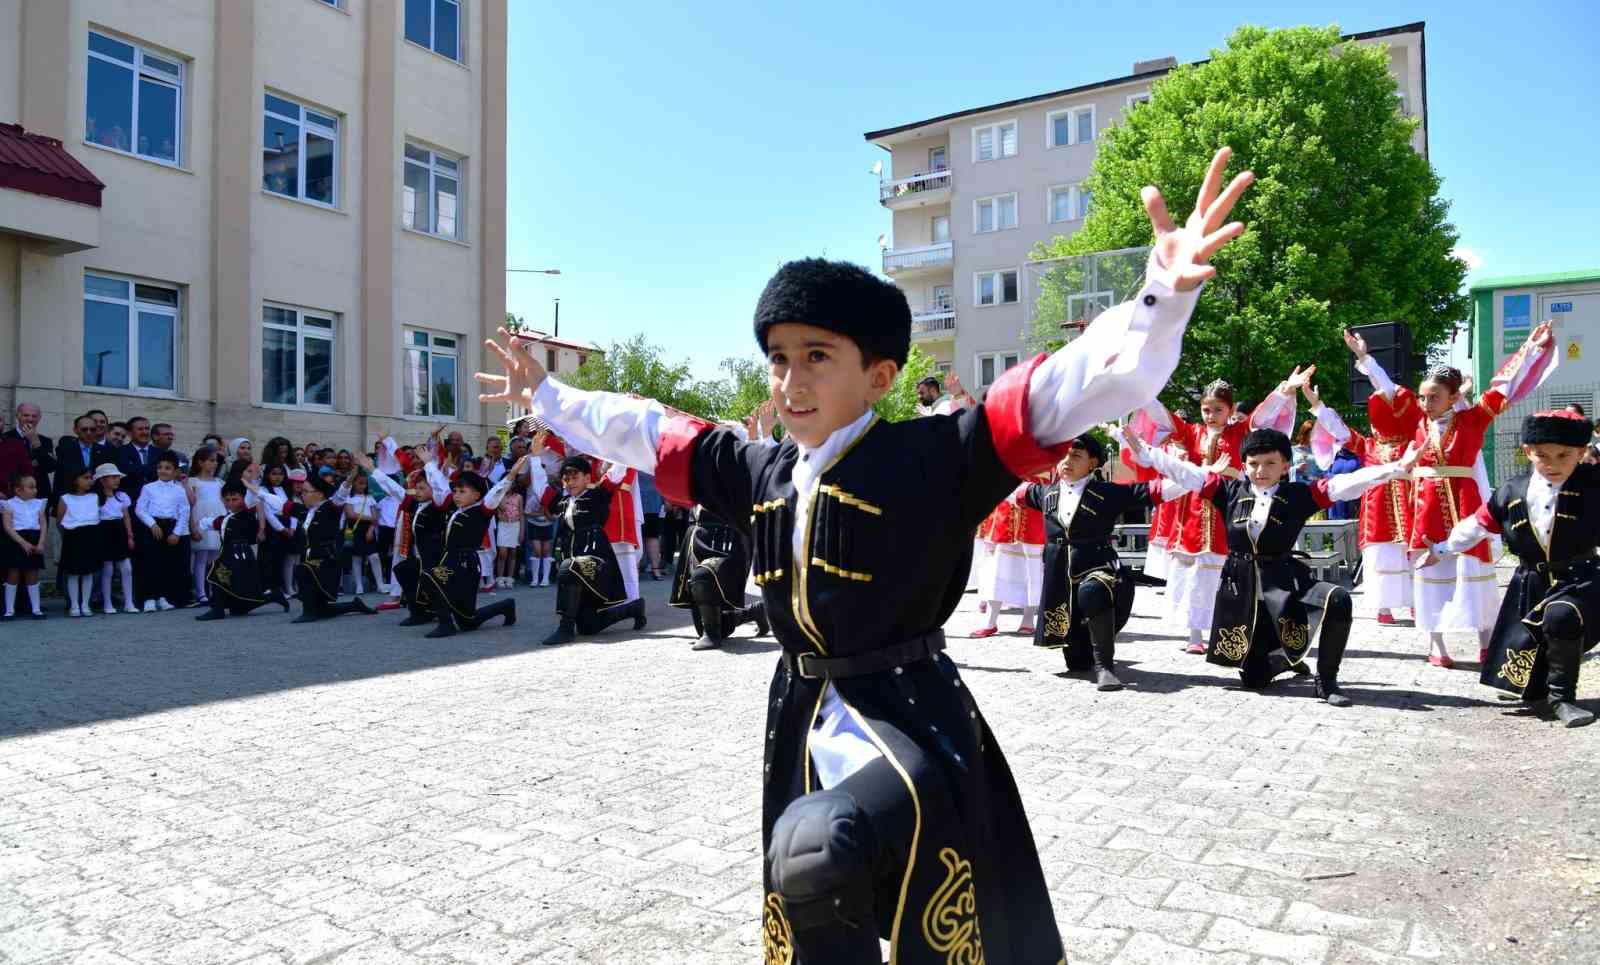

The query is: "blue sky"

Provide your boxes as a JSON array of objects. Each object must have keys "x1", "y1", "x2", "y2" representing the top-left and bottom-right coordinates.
[{"x1": 505, "y1": 0, "x2": 1600, "y2": 378}]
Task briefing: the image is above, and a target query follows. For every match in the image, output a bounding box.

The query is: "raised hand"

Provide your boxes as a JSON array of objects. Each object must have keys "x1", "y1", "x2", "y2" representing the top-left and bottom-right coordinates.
[
  {"x1": 1206, "y1": 455, "x2": 1232, "y2": 474},
  {"x1": 946, "y1": 370, "x2": 966, "y2": 399},
  {"x1": 529, "y1": 429, "x2": 549, "y2": 456},
  {"x1": 354, "y1": 452, "x2": 375, "y2": 472},
  {"x1": 476, "y1": 327, "x2": 551, "y2": 406},
  {"x1": 1302, "y1": 381, "x2": 1323, "y2": 410},
  {"x1": 1280, "y1": 365, "x2": 1317, "y2": 395},
  {"x1": 1342, "y1": 328, "x2": 1368, "y2": 359},
  {"x1": 1143, "y1": 147, "x2": 1254, "y2": 292},
  {"x1": 1530, "y1": 320, "x2": 1555, "y2": 351}
]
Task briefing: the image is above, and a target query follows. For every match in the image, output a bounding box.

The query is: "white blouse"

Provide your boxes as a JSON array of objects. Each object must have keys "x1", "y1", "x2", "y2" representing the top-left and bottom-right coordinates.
[
  {"x1": 60, "y1": 493, "x2": 102, "y2": 530},
  {"x1": 3, "y1": 497, "x2": 46, "y2": 532},
  {"x1": 98, "y1": 491, "x2": 131, "y2": 522}
]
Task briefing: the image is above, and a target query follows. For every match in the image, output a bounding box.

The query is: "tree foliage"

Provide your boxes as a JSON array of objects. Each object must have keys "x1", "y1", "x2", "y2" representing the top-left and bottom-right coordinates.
[
  {"x1": 1031, "y1": 24, "x2": 1469, "y2": 412},
  {"x1": 873, "y1": 344, "x2": 938, "y2": 423}
]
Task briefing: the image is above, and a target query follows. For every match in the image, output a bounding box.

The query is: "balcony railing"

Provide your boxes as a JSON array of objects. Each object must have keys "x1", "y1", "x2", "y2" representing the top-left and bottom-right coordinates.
[
  {"x1": 879, "y1": 168, "x2": 952, "y2": 205},
  {"x1": 911, "y1": 308, "x2": 956, "y2": 338},
  {"x1": 882, "y1": 241, "x2": 953, "y2": 275}
]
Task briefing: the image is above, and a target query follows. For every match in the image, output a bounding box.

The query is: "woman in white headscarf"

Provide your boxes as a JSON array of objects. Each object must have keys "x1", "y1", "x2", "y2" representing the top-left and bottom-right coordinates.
[{"x1": 222, "y1": 438, "x2": 252, "y2": 478}]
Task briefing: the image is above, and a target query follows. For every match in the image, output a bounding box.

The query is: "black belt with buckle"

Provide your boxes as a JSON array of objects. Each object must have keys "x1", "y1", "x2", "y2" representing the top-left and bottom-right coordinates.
[
  {"x1": 782, "y1": 630, "x2": 946, "y2": 680},
  {"x1": 1530, "y1": 554, "x2": 1599, "y2": 579}
]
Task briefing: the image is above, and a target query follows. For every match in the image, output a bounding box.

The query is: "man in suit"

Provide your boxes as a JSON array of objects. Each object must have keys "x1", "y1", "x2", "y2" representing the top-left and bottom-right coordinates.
[
  {"x1": 151, "y1": 422, "x2": 186, "y2": 473},
  {"x1": 54, "y1": 413, "x2": 115, "y2": 503},
  {"x1": 1, "y1": 402, "x2": 56, "y2": 500},
  {"x1": 115, "y1": 415, "x2": 164, "y2": 504}
]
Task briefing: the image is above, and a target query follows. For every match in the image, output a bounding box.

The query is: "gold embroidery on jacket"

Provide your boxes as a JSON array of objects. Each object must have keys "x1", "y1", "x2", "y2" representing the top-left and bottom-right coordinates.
[
  {"x1": 809, "y1": 557, "x2": 873, "y2": 582},
  {"x1": 762, "y1": 893, "x2": 794, "y2": 965},
  {"x1": 1499, "y1": 647, "x2": 1538, "y2": 690},
  {"x1": 1277, "y1": 618, "x2": 1309, "y2": 653},
  {"x1": 817, "y1": 484, "x2": 883, "y2": 516},
  {"x1": 1043, "y1": 603, "x2": 1071, "y2": 638},
  {"x1": 922, "y1": 847, "x2": 985, "y2": 964},
  {"x1": 1215, "y1": 625, "x2": 1250, "y2": 661}
]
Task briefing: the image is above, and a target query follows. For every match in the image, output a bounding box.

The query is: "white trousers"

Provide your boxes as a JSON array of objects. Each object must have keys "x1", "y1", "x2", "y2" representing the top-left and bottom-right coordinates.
[
  {"x1": 1166, "y1": 551, "x2": 1225, "y2": 633},
  {"x1": 978, "y1": 542, "x2": 1042, "y2": 608},
  {"x1": 613, "y1": 542, "x2": 641, "y2": 602},
  {"x1": 1362, "y1": 542, "x2": 1413, "y2": 612},
  {"x1": 1413, "y1": 552, "x2": 1497, "y2": 633}
]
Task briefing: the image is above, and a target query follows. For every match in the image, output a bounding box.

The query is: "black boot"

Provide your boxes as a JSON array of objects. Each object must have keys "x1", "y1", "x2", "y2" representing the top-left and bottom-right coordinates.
[
  {"x1": 268, "y1": 589, "x2": 290, "y2": 613},
  {"x1": 543, "y1": 579, "x2": 583, "y2": 645},
  {"x1": 290, "y1": 607, "x2": 321, "y2": 624},
  {"x1": 195, "y1": 607, "x2": 227, "y2": 622},
  {"x1": 425, "y1": 618, "x2": 458, "y2": 638},
  {"x1": 692, "y1": 602, "x2": 726, "y2": 651},
  {"x1": 1316, "y1": 622, "x2": 1353, "y2": 707},
  {"x1": 542, "y1": 619, "x2": 577, "y2": 646},
  {"x1": 751, "y1": 601, "x2": 769, "y2": 637},
  {"x1": 398, "y1": 606, "x2": 433, "y2": 627},
  {"x1": 1087, "y1": 607, "x2": 1122, "y2": 691},
  {"x1": 594, "y1": 598, "x2": 646, "y2": 633},
  {"x1": 1544, "y1": 635, "x2": 1595, "y2": 728},
  {"x1": 464, "y1": 598, "x2": 516, "y2": 630}
]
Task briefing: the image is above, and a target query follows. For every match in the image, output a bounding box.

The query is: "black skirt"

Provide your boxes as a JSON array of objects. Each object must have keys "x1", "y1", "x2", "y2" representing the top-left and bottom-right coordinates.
[
  {"x1": 60, "y1": 524, "x2": 103, "y2": 575},
  {"x1": 2, "y1": 529, "x2": 44, "y2": 572},
  {"x1": 100, "y1": 518, "x2": 132, "y2": 561}
]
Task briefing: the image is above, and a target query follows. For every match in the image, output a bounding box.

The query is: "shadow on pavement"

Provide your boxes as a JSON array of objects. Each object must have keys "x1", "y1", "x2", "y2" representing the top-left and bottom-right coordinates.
[{"x1": 0, "y1": 581, "x2": 739, "y2": 739}]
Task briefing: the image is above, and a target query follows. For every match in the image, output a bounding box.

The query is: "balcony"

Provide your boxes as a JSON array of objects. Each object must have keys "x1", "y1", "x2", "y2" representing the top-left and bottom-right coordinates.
[
  {"x1": 878, "y1": 168, "x2": 952, "y2": 209},
  {"x1": 911, "y1": 307, "x2": 956, "y2": 340},
  {"x1": 882, "y1": 241, "x2": 953, "y2": 278}
]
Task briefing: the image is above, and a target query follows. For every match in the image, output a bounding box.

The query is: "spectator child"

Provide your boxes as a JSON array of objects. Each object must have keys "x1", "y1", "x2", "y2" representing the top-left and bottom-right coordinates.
[
  {"x1": 134, "y1": 452, "x2": 190, "y2": 611},
  {"x1": 187, "y1": 446, "x2": 225, "y2": 607},
  {"x1": 94, "y1": 464, "x2": 137, "y2": 614},
  {"x1": 343, "y1": 470, "x2": 382, "y2": 595},
  {"x1": 56, "y1": 467, "x2": 103, "y2": 617},
  {"x1": 494, "y1": 478, "x2": 523, "y2": 588},
  {"x1": 1, "y1": 473, "x2": 47, "y2": 619}
]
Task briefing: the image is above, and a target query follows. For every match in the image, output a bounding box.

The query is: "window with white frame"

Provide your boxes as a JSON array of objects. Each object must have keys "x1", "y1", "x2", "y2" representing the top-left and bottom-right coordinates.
[
  {"x1": 928, "y1": 145, "x2": 947, "y2": 171},
  {"x1": 972, "y1": 120, "x2": 1017, "y2": 162},
  {"x1": 974, "y1": 270, "x2": 1019, "y2": 307},
  {"x1": 931, "y1": 215, "x2": 950, "y2": 244},
  {"x1": 1126, "y1": 91, "x2": 1152, "y2": 110},
  {"x1": 403, "y1": 329, "x2": 459, "y2": 418},
  {"x1": 931, "y1": 285, "x2": 954, "y2": 312},
  {"x1": 86, "y1": 31, "x2": 183, "y2": 164},
  {"x1": 975, "y1": 351, "x2": 1021, "y2": 389},
  {"x1": 262, "y1": 305, "x2": 335, "y2": 408},
  {"x1": 1047, "y1": 106, "x2": 1096, "y2": 148},
  {"x1": 403, "y1": 143, "x2": 463, "y2": 238},
  {"x1": 974, "y1": 193, "x2": 1017, "y2": 233},
  {"x1": 263, "y1": 93, "x2": 339, "y2": 207},
  {"x1": 314, "y1": 0, "x2": 344, "y2": 7},
  {"x1": 1049, "y1": 183, "x2": 1092, "y2": 223},
  {"x1": 82, "y1": 273, "x2": 179, "y2": 393},
  {"x1": 405, "y1": 0, "x2": 461, "y2": 61}
]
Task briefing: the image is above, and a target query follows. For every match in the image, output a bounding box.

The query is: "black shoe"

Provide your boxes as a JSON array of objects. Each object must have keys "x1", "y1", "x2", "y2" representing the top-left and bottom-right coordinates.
[
  {"x1": 31, "y1": 613, "x2": 46, "y2": 621},
  {"x1": 542, "y1": 621, "x2": 577, "y2": 646},
  {"x1": 630, "y1": 598, "x2": 647, "y2": 631},
  {"x1": 1094, "y1": 667, "x2": 1124, "y2": 692},
  {"x1": 425, "y1": 622, "x2": 458, "y2": 639},
  {"x1": 195, "y1": 608, "x2": 227, "y2": 622},
  {"x1": 269, "y1": 591, "x2": 290, "y2": 613},
  {"x1": 290, "y1": 612, "x2": 319, "y2": 624},
  {"x1": 754, "y1": 603, "x2": 770, "y2": 637},
  {"x1": 1315, "y1": 677, "x2": 1352, "y2": 707},
  {"x1": 503, "y1": 601, "x2": 516, "y2": 627},
  {"x1": 1549, "y1": 701, "x2": 1596, "y2": 728},
  {"x1": 354, "y1": 597, "x2": 376, "y2": 615},
  {"x1": 398, "y1": 613, "x2": 433, "y2": 627}
]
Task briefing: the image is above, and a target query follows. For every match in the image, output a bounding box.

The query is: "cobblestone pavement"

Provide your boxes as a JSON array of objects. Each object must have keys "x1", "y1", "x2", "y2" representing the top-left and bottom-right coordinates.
[{"x1": 2, "y1": 575, "x2": 1597, "y2": 964}]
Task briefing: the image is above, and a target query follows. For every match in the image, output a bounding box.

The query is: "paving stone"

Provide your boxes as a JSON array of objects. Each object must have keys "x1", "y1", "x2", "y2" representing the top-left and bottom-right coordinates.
[
  {"x1": 1084, "y1": 896, "x2": 1212, "y2": 945},
  {"x1": 1164, "y1": 881, "x2": 1284, "y2": 928},
  {"x1": 1199, "y1": 917, "x2": 1334, "y2": 965},
  {"x1": 1112, "y1": 931, "x2": 1254, "y2": 965},
  {"x1": 1281, "y1": 901, "x2": 1407, "y2": 953}
]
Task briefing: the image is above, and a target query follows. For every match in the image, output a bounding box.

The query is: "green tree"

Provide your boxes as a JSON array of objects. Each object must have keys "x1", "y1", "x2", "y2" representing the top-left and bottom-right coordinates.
[
  {"x1": 872, "y1": 344, "x2": 938, "y2": 423},
  {"x1": 567, "y1": 334, "x2": 722, "y2": 418},
  {"x1": 1031, "y1": 24, "x2": 1469, "y2": 413},
  {"x1": 715, "y1": 355, "x2": 771, "y2": 422}
]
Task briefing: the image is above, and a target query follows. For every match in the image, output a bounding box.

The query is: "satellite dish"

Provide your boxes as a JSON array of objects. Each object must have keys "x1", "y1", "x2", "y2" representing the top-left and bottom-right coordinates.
[
  {"x1": 871, "y1": 160, "x2": 883, "y2": 177},
  {"x1": 877, "y1": 234, "x2": 888, "y2": 250}
]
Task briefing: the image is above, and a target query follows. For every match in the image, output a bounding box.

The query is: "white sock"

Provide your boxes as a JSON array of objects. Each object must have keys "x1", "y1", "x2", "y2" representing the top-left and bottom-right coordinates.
[
  {"x1": 119, "y1": 560, "x2": 135, "y2": 609},
  {"x1": 81, "y1": 575, "x2": 95, "y2": 608},
  {"x1": 983, "y1": 603, "x2": 1000, "y2": 630},
  {"x1": 540, "y1": 557, "x2": 553, "y2": 584},
  {"x1": 102, "y1": 563, "x2": 116, "y2": 609},
  {"x1": 284, "y1": 558, "x2": 297, "y2": 596},
  {"x1": 66, "y1": 576, "x2": 81, "y2": 612},
  {"x1": 1021, "y1": 606, "x2": 1036, "y2": 626},
  {"x1": 352, "y1": 562, "x2": 365, "y2": 594},
  {"x1": 3, "y1": 583, "x2": 14, "y2": 616},
  {"x1": 1430, "y1": 632, "x2": 1449, "y2": 657},
  {"x1": 1478, "y1": 629, "x2": 1492, "y2": 650},
  {"x1": 26, "y1": 584, "x2": 40, "y2": 612},
  {"x1": 1189, "y1": 627, "x2": 1205, "y2": 646}
]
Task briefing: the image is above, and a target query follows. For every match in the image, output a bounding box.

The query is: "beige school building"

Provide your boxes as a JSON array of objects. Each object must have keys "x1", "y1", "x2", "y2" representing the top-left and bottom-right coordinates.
[{"x1": 0, "y1": 0, "x2": 508, "y2": 451}]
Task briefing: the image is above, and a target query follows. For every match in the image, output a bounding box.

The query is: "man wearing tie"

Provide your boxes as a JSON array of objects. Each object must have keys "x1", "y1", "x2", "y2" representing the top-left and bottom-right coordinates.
[
  {"x1": 115, "y1": 416, "x2": 163, "y2": 505},
  {"x1": 54, "y1": 414, "x2": 114, "y2": 506}
]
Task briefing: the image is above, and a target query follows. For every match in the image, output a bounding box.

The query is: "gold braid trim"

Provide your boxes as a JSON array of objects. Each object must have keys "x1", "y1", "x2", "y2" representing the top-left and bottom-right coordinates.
[
  {"x1": 762, "y1": 893, "x2": 794, "y2": 965},
  {"x1": 921, "y1": 847, "x2": 985, "y2": 964}
]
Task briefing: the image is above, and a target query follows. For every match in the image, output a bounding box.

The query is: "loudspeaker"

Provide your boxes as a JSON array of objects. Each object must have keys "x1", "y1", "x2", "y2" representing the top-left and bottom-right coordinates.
[{"x1": 1348, "y1": 322, "x2": 1425, "y2": 407}]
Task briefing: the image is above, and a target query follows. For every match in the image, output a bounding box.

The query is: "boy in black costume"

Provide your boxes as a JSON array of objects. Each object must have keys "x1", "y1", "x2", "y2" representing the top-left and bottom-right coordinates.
[
  {"x1": 1426, "y1": 409, "x2": 1599, "y2": 727},
  {"x1": 194, "y1": 480, "x2": 291, "y2": 620},
  {"x1": 479, "y1": 148, "x2": 1255, "y2": 964},
  {"x1": 416, "y1": 461, "x2": 524, "y2": 638},
  {"x1": 669, "y1": 503, "x2": 769, "y2": 651},
  {"x1": 291, "y1": 473, "x2": 376, "y2": 624},
  {"x1": 532, "y1": 454, "x2": 647, "y2": 646}
]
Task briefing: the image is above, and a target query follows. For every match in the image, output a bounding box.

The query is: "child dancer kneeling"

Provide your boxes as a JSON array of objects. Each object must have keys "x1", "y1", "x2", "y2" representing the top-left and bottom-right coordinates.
[
  {"x1": 414, "y1": 457, "x2": 524, "y2": 638},
  {"x1": 291, "y1": 473, "x2": 376, "y2": 623},
  {"x1": 195, "y1": 479, "x2": 291, "y2": 620},
  {"x1": 1128, "y1": 421, "x2": 1419, "y2": 706},
  {"x1": 1425, "y1": 410, "x2": 1599, "y2": 727}
]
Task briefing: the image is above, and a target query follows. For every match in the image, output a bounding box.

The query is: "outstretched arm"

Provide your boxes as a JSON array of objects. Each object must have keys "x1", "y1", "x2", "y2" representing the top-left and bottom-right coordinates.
[{"x1": 1317, "y1": 445, "x2": 1419, "y2": 505}]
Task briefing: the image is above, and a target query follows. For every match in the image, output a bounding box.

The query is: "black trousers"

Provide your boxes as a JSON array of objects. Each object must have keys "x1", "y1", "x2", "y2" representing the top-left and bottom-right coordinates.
[
  {"x1": 134, "y1": 517, "x2": 190, "y2": 606},
  {"x1": 377, "y1": 526, "x2": 396, "y2": 583}
]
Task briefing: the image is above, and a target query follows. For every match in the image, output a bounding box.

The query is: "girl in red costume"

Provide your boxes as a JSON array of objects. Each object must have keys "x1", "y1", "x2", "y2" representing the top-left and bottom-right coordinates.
[{"x1": 972, "y1": 471, "x2": 1051, "y2": 637}]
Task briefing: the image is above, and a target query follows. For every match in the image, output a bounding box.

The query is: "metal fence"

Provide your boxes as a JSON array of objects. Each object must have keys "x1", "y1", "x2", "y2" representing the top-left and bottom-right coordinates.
[{"x1": 1487, "y1": 381, "x2": 1600, "y2": 486}]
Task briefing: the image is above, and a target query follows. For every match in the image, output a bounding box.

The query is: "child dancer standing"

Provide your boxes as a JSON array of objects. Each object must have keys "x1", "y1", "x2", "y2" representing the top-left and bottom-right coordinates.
[
  {"x1": 135, "y1": 452, "x2": 190, "y2": 611},
  {"x1": 971, "y1": 473, "x2": 1048, "y2": 637},
  {"x1": 187, "y1": 446, "x2": 225, "y2": 608},
  {"x1": 343, "y1": 470, "x2": 382, "y2": 596},
  {"x1": 478, "y1": 146, "x2": 1253, "y2": 963},
  {"x1": 94, "y1": 465, "x2": 137, "y2": 614},
  {"x1": 57, "y1": 467, "x2": 103, "y2": 617},
  {"x1": 1, "y1": 473, "x2": 47, "y2": 620}
]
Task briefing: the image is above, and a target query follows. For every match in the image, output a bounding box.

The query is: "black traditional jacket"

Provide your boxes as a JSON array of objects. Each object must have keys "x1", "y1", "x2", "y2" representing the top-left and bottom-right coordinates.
[
  {"x1": 206, "y1": 510, "x2": 269, "y2": 607},
  {"x1": 669, "y1": 506, "x2": 752, "y2": 610},
  {"x1": 404, "y1": 497, "x2": 449, "y2": 562},
  {"x1": 1200, "y1": 477, "x2": 1338, "y2": 674},
  {"x1": 1023, "y1": 478, "x2": 1153, "y2": 655},
  {"x1": 655, "y1": 378, "x2": 1068, "y2": 965},
  {"x1": 545, "y1": 484, "x2": 625, "y2": 606},
  {"x1": 1477, "y1": 466, "x2": 1600, "y2": 696}
]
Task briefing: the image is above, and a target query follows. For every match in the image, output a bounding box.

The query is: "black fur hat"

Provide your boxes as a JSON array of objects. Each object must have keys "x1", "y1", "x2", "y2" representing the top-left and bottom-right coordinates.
[
  {"x1": 557, "y1": 456, "x2": 593, "y2": 478},
  {"x1": 453, "y1": 470, "x2": 489, "y2": 497},
  {"x1": 1069, "y1": 434, "x2": 1105, "y2": 465},
  {"x1": 1522, "y1": 410, "x2": 1593, "y2": 447},
  {"x1": 753, "y1": 258, "x2": 911, "y2": 366},
  {"x1": 1240, "y1": 428, "x2": 1292, "y2": 462}
]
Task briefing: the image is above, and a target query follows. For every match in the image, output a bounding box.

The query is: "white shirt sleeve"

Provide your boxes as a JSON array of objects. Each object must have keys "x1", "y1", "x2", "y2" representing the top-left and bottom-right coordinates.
[
  {"x1": 1357, "y1": 355, "x2": 1399, "y2": 402},
  {"x1": 1248, "y1": 388, "x2": 1296, "y2": 435},
  {"x1": 135, "y1": 488, "x2": 156, "y2": 528},
  {"x1": 603, "y1": 462, "x2": 629, "y2": 485},
  {"x1": 173, "y1": 487, "x2": 189, "y2": 533},
  {"x1": 1027, "y1": 277, "x2": 1202, "y2": 447},
  {"x1": 529, "y1": 378, "x2": 666, "y2": 474},
  {"x1": 484, "y1": 474, "x2": 515, "y2": 511},
  {"x1": 1310, "y1": 404, "x2": 1352, "y2": 444},
  {"x1": 423, "y1": 460, "x2": 452, "y2": 504},
  {"x1": 376, "y1": 436, "x2": 403, "y2": 475},
  {"x1": 1324, "y1": 461, "x2": 1405, "y2": 503},
  {"x1": 1145, "y1": 445, "x2": 1209, "y2": 494},
  {"x1": 1441, "y1": 514, "x2": 1493, "y2": 554},
  {"x1": 253, "y1": 488, "x2": 286, "y2": 515}
]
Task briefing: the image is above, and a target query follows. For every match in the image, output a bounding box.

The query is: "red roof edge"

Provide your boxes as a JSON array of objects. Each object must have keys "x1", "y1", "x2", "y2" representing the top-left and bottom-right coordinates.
[{"x1": 0, "y1": 123, "x2": 105, "y2": 207}]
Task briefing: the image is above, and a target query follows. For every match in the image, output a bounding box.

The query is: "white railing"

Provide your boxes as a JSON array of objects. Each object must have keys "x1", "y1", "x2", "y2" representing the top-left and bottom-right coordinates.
[
  {"x1": 911, "y1": 309, "x2": 956, "y2": 336},
  {"x1": 879, "y1": 168, "x2": 952, "y2": 203},
  {"x1": 883, "y1": 242, "x2": 953, "y2": 274}
]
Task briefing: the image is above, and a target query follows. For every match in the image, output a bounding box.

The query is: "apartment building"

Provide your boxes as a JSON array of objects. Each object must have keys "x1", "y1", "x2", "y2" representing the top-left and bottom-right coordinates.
[
  {"x1": 864, "y1": 22, "x2": 1427, "y2": 395},
  {"x1": 0, "y1": 0, "x2": 507, "y2": 452}
]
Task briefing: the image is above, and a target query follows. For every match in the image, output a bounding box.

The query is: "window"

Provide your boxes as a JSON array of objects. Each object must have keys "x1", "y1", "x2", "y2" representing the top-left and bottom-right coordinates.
[
  {"x1": 403, "y1": 144, "x2": 462, "y2": 238},
  {"x1": 86, "y1": 31, "x2": 183, "y2": 164},
  {"x1": 82, "y1": 273, "x2": 178, "y2": 394},
  {"x1": 976, "y1": 351, "x2": 1021, "y2": 388},
  {"x1": 315, "y1": 0, "x2": 344, "y2": 7},
  {"x1": 262, "y1": 305, "x2": 335, "y2": 408},
  {"x1": 974, "y1": 270, "x2": 1019, "y2": 307},
  {"x1": 1049, "y1": 184, "x2": 1091, "y2": 223},
  {"x1": 974, "y1": 193, "x2": 1017, "y2": 234},
  {"x1": 263, "y1": 93, "x2": 339, "y2": 207},
  {"x1": 928, "y1": 145, "x2": 947, "y2": 171},
  {"x1": 935, "y1": 362, "x2": 953, "y2": 377},
  {"x1": 972, "y1": 120, "x2": 1017, "y2": 162},
  {"x1": 931, "y1": 215, "x2": 950, "y2": 244},
  {"x1": 403, "y1": 329, "x2": 458, "y2": 418},
  {"x1": 931, "y1": 285, "x2": 954, "y2": 312},
  {"x1": 546, "y1": 348, "x2": 558, "y2": 372},
  {"x1": 1047, "y1": 106, "x2": 1095, "y2": 148},
  {"x1": 1126, "y1": 91, "x2": 1152, "y2": 109},
  {"x1": 405, "y1": 0, "x2": 461, "y2": 61}
]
